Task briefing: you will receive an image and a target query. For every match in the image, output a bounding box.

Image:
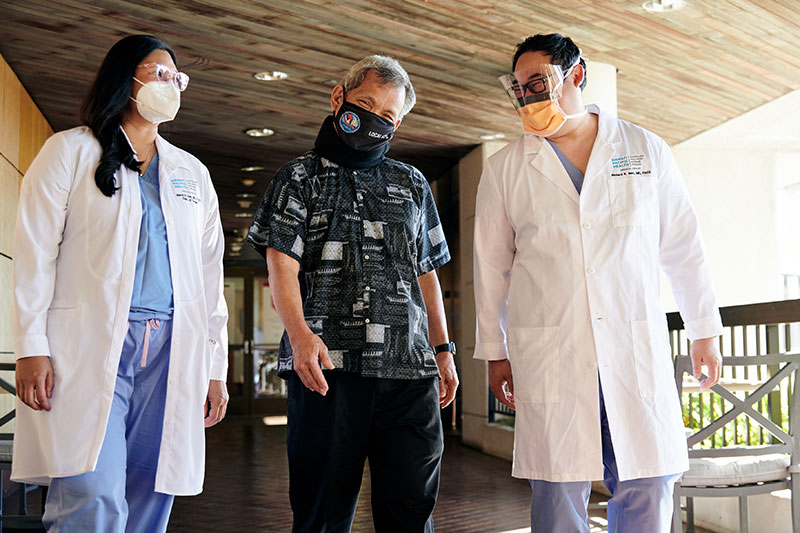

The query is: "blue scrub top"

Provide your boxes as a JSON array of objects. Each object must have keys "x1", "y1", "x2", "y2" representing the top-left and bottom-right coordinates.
[
  {"x1": 129, "y1": 152, "x2": 174, "y2": 320},
  {"x1": 547, "y1": 139, "x2": 585, "y2": 194}
]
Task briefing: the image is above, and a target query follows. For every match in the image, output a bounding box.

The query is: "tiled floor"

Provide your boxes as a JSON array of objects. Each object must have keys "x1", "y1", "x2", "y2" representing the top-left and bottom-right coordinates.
[{"x1": 168, "y1": 416, "x2": 614, "y2": 532}]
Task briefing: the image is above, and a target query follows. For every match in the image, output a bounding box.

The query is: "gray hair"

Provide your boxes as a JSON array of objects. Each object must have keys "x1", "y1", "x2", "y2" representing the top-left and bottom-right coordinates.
[{"x1": 341, "y1": 55, "x2": 416, "y2": 117}]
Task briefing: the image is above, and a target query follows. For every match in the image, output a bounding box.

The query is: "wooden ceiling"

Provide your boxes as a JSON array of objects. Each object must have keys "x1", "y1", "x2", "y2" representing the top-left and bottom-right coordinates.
[{"x1": 1, "y1": 0, "x2": 799, "y2": 260}]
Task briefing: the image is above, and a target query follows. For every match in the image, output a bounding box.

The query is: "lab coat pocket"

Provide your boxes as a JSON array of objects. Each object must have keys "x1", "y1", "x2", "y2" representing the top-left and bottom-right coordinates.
[
  {"x1": 507, "y1": 326, "x2": 559, "y2": 404},
  {"x1": 607, "y1": 176, "x2": 657, "y2": 227},
  {"x1": 631, "y1": 319, "x2": 676, "y2": 399}
]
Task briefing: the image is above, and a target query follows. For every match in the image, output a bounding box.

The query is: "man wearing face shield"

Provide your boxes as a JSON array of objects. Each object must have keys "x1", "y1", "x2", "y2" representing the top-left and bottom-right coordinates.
[
  {"x1": 247, "y1": 55, "x2": 458, "y2": 532},
  {"x1": 473, "y1": 34, "x2": 723, "y2": 532}
]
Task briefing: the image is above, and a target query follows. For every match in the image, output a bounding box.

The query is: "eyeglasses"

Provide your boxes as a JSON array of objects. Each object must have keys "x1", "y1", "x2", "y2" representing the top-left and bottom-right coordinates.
[
  {"x1": 510, "y1": 74, "x2": 557, "y2": 99},
  {"x1": 137, "y1": 63, "x2": 190, "y2": 92}
]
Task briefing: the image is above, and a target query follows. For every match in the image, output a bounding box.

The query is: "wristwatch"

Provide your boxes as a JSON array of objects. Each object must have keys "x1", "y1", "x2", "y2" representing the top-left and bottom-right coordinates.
[{"x1": 433, "y1": 342, "x2": 456, "y2": 356}]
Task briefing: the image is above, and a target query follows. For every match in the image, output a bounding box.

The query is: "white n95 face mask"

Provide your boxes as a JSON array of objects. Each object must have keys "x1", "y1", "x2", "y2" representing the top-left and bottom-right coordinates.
[{"x1": 130, "y1": 77, "x2": 180, "y2": 124}]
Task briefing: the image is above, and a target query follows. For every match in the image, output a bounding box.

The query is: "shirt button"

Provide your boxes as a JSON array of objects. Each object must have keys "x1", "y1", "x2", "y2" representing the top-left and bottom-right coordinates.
[
  {"x1": 365, "y1": 319, "x2": 371, "y2": 324},
  {"x1": 365, "y1": 286, "x2": 371, "y2": 291},
  {"x1": 357, "y1": 193, "x2": 364, "y2": 201},
  {"x1": 587, "y1": 267, "x2": 596, "y2": 274},
  {"x1": 169, "y1": 379, "x2": 176, "y2": 386},
  {"x1": 364, "y1": 254, "x2": 370, "y2": 260},
  {"x1": 582, "y1": 222, "x2": 592, "y2": 229}
]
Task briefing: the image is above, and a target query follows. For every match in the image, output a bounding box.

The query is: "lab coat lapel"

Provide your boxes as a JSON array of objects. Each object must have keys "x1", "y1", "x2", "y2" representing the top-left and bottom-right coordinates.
[
  {"x1": 525, "y1": 134, "x2": 580, "y2": 205},
  {"x1": 155, "y1": 135, "x2": 181, "y2": 186},
  {"x1": 584, "y1": 105, "x2": 621, "y2": 187}
]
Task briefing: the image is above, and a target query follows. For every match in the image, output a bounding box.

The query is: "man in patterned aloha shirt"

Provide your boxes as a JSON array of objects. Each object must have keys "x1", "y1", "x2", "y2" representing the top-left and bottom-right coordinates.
[{"x1": 248, "y1": 55, "x2": 458, "y2": 533}]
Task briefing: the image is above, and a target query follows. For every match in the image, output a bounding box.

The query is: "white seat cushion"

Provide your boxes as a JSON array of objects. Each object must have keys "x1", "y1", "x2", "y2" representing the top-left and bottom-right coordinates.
[{"x1": 681, "y1": 452, "x2": 790, "y2": 487}]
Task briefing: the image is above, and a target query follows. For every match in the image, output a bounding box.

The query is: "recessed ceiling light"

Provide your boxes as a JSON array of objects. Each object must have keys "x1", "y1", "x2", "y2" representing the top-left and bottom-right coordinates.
[
  {"x1": 245, "y1": 128, "x2": 274, "y2": 137},
  {"x1": 240, "y1": 165, "x2": 265, "y2": 172},
  {"x1": 642, "y1": 0, "x2": 686, "y2": 12},
  {"x1": 238, "y1": 200, "x2": 253, "y2": 209},
  {"x1": 229, "y1": 252, "x2": 241, "y2": 257},
  {"x1": 231, "y1": 245, "x2": 243, "y2": 252},
  {"x1": 254, "y1": 71, "x2": 288, "y2": 81},
  {"x1": 241, "y1": 178, "x2": 256, "y2": 187},
  {"x1": 480, "y1": 133, "x2": 506, "y2": 141},
  {"x1": 236, "y1": 192, "x2": 256, "y2": 198},
  {"x1": 235, "y1": 212, "x2": 254, "y2": 218}
]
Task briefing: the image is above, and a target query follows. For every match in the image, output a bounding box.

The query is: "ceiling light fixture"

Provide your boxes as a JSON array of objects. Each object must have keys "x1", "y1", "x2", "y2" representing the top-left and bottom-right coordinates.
[
  {"x1": 240, "y1": 165, "x2": 264, "y2": 172},
  {"x1": 480, "y1": 133, "x2": 506, "y2": 141},
  {"x1": 642, "y1": 0, "x2": 686, "y2": 12},
  {"x1": 245, "y1": 128, "x2": 275, "y2": 137},
  {"x1": 235, "y1": 212, "x2": 254, "y2": 218},
  {"x1": 237, "y1": 200, "x2": 253, "y2": 209},
  {"x1": 236, "y1": 192, "x2": 256, "y2": 198},
  {"x1": 254, "y1": 71, "x2": 288, "y2": 81},
  {"x1": 240, "y1": 178, "x2": 256, "y2": 187}
]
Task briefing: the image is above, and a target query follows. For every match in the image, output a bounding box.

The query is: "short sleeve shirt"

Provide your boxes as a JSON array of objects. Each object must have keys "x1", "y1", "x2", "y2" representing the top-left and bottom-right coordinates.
[{"x1": 247, "y1": 151, "x2": 450, "y2": 379}]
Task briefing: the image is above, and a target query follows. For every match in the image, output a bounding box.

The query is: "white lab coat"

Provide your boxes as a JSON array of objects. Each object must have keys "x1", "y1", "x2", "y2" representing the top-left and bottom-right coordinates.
[
  {"x1": 473, "y1": 105, "x2": 722, "y2": 482},
  {"x1": 11, "y1": 126, "x2": 228, "y2": 495}
]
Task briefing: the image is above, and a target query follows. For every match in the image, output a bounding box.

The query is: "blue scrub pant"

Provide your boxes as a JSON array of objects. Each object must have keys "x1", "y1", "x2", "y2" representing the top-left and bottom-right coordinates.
[
  {"x1": 529, "y1": 383, "x2": 681, "y2": 533},
  {"x1": 43, "y1": 318, "x2": 175, "y2": 533}
]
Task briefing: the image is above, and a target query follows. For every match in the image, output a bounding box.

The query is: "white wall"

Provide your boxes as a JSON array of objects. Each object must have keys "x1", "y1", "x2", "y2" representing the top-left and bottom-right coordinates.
[{"x1": 662, "y1": 88, "x2": 800, "y2": 311}]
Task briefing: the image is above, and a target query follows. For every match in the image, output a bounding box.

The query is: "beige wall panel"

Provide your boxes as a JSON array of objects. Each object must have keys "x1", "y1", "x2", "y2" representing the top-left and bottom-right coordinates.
[
  {"x1": 17, "y1": 88, "x2": 35, "y2": 174},
  {"x1": 17, "y1": 89, "x2": 53, "y2": 175},
  {"x1": 0, "y1": 257, "x2": 13, "y2": 356},
  {"x1": 0, "y1": 158, "x2": 20, "y2": 257},
  {"x1": 0, "y1": 58, "x2": 21, "y2": 168}
]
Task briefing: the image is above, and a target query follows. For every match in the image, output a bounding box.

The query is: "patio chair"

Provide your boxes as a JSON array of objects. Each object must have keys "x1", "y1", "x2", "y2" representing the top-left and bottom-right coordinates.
[
  {"x1": 0, "y1": 362, "x2": 45, "y2": 531},
  {"x1": 671, "y1": 353, "x2": 800, "y2": 533}
]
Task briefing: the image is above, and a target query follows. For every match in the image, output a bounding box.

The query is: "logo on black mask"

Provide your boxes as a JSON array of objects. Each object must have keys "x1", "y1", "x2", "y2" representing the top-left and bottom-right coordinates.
[{"x1": 335, "y1": 101, "x2": 394, "y2": 152}]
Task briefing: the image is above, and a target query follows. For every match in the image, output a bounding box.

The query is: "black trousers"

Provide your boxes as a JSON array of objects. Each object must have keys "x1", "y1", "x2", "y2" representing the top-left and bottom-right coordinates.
[{"x1": 287, "y1": 371, "x2": 443, "y2": 533}]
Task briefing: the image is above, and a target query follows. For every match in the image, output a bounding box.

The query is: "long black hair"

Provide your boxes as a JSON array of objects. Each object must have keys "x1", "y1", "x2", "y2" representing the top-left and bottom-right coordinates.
[{"x1": 79, "y1": 35, "x2": 177, "y2": 197}]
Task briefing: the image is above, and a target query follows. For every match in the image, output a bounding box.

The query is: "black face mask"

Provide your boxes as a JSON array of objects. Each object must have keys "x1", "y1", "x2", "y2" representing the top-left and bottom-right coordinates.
[{"x1": 334, "y1": 101, "x2": 395, "y2": 152}]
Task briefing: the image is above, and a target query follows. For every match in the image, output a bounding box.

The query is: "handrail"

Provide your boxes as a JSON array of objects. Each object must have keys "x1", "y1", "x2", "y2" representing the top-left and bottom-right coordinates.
[{"x1": 667, "y1": 298, "x2": 800, "y2": 330}]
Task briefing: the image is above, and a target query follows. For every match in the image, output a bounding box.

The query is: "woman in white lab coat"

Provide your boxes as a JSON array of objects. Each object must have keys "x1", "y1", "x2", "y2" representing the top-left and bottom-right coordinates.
[{"x1": 11, "y1": 34, "x2": 228, "y2": 532}]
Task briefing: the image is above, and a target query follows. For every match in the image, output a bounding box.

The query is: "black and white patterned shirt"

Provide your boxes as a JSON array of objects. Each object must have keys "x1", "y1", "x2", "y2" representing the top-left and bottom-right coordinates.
[{"x1": 247, "y1": 151, "x2": 450, "y2": 379}]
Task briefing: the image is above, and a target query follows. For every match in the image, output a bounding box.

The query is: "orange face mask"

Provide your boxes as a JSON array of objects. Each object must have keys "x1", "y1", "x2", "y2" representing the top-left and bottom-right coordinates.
[{"x1": 518, "y1": 100, "x2": 568, "y2": 136}]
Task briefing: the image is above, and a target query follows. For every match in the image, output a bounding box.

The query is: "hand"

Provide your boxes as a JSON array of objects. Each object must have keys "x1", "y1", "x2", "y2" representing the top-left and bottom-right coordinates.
[
  {"x1": 204, "y1": 379, "x2": 229, "y2": 428},
  {"x1": 16, "y1": 356, "x2": 54, "y2": 411},
  {"x1": 488, "y1": 359, "x2": 515, "y2": 410},
  {"x1": 291, "y1": 330, "x2": 334, "y2": 395},
  {"x1": 690, "y1": 337, "x2": 722, "y2": 391},
  {"x1": 436, "y1": 352, "x2": 459, "y2": 408}
]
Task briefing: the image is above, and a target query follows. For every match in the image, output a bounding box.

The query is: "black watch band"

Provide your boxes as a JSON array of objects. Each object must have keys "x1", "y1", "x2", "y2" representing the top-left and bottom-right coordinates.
[{"x1": 433, "y1": 342, "x2": 456, "y2": 355}]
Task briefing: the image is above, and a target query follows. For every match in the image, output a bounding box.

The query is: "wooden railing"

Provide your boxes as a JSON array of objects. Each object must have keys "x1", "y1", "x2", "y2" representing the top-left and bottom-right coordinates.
[
  {"x1": 488, "y1": 299, "x2": 800, "y2": 438},
  {"x1": 669, "y1": 299, "x2": 799, "y2": 448}
]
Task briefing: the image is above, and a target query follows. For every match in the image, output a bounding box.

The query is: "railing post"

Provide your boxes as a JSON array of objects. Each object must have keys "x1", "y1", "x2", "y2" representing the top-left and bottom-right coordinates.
[{"x1": 766, "y1": 324, "x2": 783, "y2": 443}]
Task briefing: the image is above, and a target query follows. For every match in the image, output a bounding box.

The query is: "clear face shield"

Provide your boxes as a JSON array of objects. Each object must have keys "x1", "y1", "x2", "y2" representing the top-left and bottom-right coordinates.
[{"x1": 498, "y1": 62, "x2": 585, "y2": 136}]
